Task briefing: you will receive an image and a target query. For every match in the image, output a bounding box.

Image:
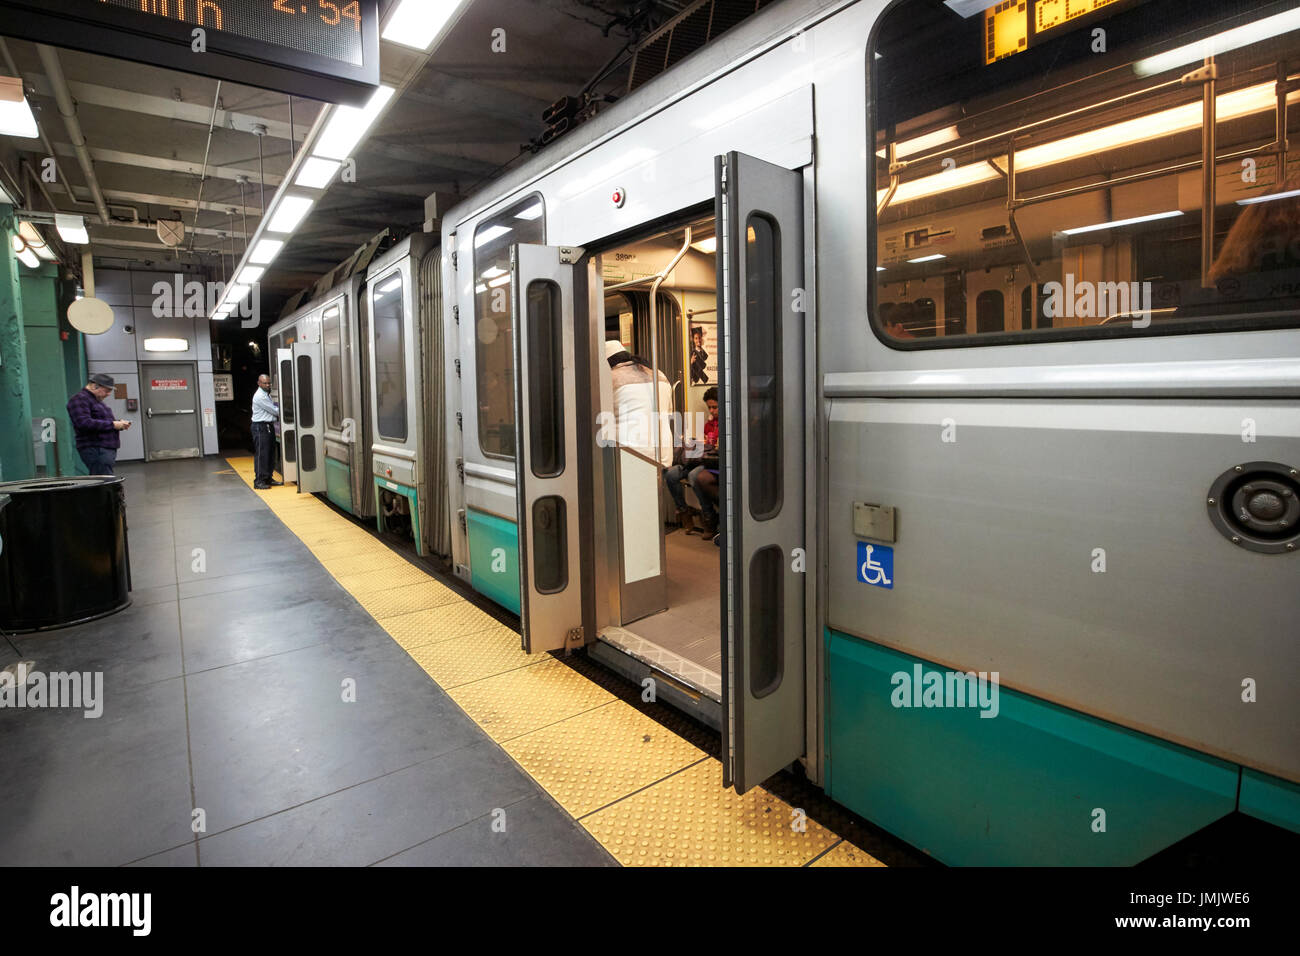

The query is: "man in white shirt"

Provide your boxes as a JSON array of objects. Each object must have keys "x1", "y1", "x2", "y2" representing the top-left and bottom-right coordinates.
[{"x1": 251, "y1": 374, "x2": 282, "y2": 489}]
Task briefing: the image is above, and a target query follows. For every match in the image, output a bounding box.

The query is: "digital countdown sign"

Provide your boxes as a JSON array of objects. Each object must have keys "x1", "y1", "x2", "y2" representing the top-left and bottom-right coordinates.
[
  {"x1": 0, "y1": 0, "x2": 379, "y2": 105},
  {"x1": 985, "y1": 0, "x2": 1139, "y2": 65}
]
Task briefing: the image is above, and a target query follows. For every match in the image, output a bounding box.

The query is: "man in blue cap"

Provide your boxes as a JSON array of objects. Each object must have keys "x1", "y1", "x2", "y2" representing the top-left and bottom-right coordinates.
[{"x1": 66, "y1": 373, "x2": 131, "y2": 475}]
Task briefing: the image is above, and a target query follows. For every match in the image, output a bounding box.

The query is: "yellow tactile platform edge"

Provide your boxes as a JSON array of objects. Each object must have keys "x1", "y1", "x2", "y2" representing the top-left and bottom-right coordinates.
[{"x1": 225, "y1": 456, "x2": 881, "y2": 867}]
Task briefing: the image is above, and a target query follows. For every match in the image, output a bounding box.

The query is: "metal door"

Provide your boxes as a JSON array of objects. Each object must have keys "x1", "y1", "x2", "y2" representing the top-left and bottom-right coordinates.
[
  {"x1": 291, "y1": 341, "x2": 325, "y2": 494},
  {"x1": 717, "y1": 151, "x2": 807, "y2": 793},
  {"x1": 275, "y1": 348, "x2": 297, "y2": 484},
  {"x1": 511, "y1": 243, "x2": 596, "y2": 654},
  {"x1": 141, "y1": 362, "x2": 201, "y2": 461}
]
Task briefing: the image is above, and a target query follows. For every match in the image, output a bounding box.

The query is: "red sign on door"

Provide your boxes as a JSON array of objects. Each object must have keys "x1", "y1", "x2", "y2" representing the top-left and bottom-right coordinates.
[{"x1": 151, "y1": 379, "x2": 188, "y2": 390}]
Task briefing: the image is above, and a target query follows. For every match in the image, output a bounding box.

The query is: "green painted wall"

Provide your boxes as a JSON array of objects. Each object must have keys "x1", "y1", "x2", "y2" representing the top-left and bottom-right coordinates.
[
  {"x1": 0, "y1": 206, "x2": 35, "y2": 482},
  {"x1": 20, "y1": 267, "x2": 80, "y2": 476}
]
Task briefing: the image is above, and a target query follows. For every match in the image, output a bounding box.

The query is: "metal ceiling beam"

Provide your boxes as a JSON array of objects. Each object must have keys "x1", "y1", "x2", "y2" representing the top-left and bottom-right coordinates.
[
  {"x1": 49, "y1": 143, "x2": 284, "y2": 188},
  {"x1": 25, "y1": 74, "x2": 300, "y2": 141},
  {"x1": 99, "y1": 188, "x2": 262, "y2": 218}
]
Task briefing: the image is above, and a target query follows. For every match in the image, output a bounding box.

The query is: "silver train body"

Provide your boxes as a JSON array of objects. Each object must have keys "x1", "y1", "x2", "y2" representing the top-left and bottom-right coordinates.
[{"x1": 280, "y1": 0, "x2": 1299, "y2": 864}]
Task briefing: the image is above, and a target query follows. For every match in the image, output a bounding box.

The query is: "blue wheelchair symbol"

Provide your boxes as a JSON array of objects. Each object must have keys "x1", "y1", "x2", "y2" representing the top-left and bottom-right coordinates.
[{"x1": 857, "y1": 542, "x2": 894, "y2": 589}]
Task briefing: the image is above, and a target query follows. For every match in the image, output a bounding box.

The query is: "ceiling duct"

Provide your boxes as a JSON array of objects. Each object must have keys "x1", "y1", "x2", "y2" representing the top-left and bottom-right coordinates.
[{"x1": 627, "y1": 0, "x2": 777, "y2": 94}]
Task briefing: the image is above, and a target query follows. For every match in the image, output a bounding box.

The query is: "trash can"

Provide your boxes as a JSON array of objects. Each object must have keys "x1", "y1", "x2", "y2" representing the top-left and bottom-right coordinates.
[{"x1": 0, "y1": 476, "x2": 131, "y2": 632}]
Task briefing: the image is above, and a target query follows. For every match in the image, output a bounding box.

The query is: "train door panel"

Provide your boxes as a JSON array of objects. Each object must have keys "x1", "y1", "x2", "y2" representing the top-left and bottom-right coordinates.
[
  {"x1": 276, "y1": 347, "x2": 297, "y2": 484},
  {"x1": 292, "y1": 341, "x2": 326, "y2": 494},
  {"x1": 510, "y1": 243, "x2": 596, "y2": 654},
  {"x1": 716, "y1": 151, "x2": 807, "y2": 793}
]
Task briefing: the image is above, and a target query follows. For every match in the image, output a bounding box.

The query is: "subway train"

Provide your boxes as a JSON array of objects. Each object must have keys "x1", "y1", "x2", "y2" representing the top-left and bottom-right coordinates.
[{"x1": 268, "y1": 0, "x2": 1300, "y2": 865}]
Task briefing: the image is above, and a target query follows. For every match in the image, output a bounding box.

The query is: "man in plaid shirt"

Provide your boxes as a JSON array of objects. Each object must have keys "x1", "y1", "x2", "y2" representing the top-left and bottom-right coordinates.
[{"x1": 66, "y1": 373, "x2": 132, "y2": 475}]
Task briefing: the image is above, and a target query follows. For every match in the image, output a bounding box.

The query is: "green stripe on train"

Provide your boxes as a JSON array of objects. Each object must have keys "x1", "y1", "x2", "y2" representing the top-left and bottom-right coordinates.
[
  {"x1": 324, "y1": 457, "x2": 353, "y2": 514},
  {"x1": 824, "y1": 629, "x2": 1240, "y2": 865},
  {"x1": 467, "y1": 508, "x2": 520, "y2": 616}
]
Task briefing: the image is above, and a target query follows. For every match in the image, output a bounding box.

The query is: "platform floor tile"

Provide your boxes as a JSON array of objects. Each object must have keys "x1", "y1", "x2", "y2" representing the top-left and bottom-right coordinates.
[
  {"x1": 810, "y1": 841, "x2": 886, "y2": 867},
  {"x1": 355, "y1": 581, "x2": 463, "y2": 619},
  {"x1": 504, "y1": 701, "x2": 708, "y2": 818},
  {"x1": 580, "y1": 760, "x2": 839, "y2": 866},
  {"x1": 403, "y1": 624, "x2": 535, "y2": 688},
  {"x1": 447, "y1": 657, "x2": 616, "y2": 742},
  {"x1": 376, "y1": 601, "x2": 505, "y2": 649}
]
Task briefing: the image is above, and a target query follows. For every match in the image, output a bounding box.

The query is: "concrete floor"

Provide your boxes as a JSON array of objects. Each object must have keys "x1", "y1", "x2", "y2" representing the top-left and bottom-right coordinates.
[{"x1": 0, "y1": 457, "x2": 614, "y2": 867}]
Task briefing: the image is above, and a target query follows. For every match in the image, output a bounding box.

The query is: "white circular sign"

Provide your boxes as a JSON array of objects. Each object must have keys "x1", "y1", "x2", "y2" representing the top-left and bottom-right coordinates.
[
  {"x1": 477, "y1": 317, "x2": 499, "y2": 345},
  {"x1": 67, "y1": 297, "x2": 115, "y2": 335}
]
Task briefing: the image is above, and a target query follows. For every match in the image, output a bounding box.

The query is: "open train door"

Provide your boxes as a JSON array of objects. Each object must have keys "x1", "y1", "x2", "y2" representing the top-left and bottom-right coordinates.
[
  {"x1": 510, "y1": 243, "x2": 597, "y2": 654},
  {"x1": 716, "y1": 151, "x2": 807, "y2": 793},
  {"x1": 291, "y1": 341, "x2": 326, "y2": 494},
  {"x1": 275, "y1": 348, "x2": 297, "y2": 484}
]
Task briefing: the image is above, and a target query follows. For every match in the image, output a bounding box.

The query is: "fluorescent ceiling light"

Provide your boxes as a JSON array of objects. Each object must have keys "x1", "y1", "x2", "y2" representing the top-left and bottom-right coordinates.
[
  {"x1": 691, "y1": 237, "x2": 718, "y2": 255},
  {"x1": 55, "y1": 214, "x2": 88, "y2": 245},
  {"x1": 474, "y1": 225, "x2": 510, "y2": 248},
  {"x1": 295, "y1": 156, "x2": 342, "y2": 189},
  {"x1": 907, "y1": 254, "x2": 947, "y2": 263},
  {"x1": 313, "y1": 85, "x2": 395, "y2": 161},
  {"x1": 237, "y1": 266, "x2": 265, "y2": 285},
  {"x1": 249, "y1": 238, "x2": 285, "y2": 265},
  {"x1": 878, "y1": 126, "x2": 961, "y2": 160},
  {"x1": 1237, "y1": 188, "x2": 1300, "y2": 206},
  {"x1": 514, "y1": 203, "x2": 543, "y2": 221},
  {"x1": 12, "y1": 235, "x2": 39, "y2": 269},
  {"x1": 1060, "y1": 211, "x2": 1184, "y2": 236},
  {"x1": 376, "y1": 275, "x2": 402, "y2": 296},
  {"x1": 18, "y1": 221, "x2": 56, "y2": 260},
  {"x1": 0, "y1": 76, "x2": 38, "y2": 138},
  {"x1": 475, "y1": 283, "x2": 488, "y2": 294},
  {"x1": 880, "y1": 81, "x2": 1299, "y2": 207},
  {"x1": 487, "y1": 274, "x2": 511, "y2": 288},
  {"x1": 1135, "y1": 9, "x2": 1300, "y2": 77},
  {"x1": 143, "y1": 338, "x2": 188, "y2": 352},
  {"x1": 480, "y1": 265, "x2": 507, "y2": 279},
  {"x1": 266, "y1": 195, "x2": 315, "y2": 234},
  {"x1": 226, "y1": 283, "x2": 252, "y2": 304},
  {"x1": 877, "y1": 266, "x2": 886, "y2": 272},
  {"x1": 382, "y1": 0, "x2": 469, "y2": 51}
]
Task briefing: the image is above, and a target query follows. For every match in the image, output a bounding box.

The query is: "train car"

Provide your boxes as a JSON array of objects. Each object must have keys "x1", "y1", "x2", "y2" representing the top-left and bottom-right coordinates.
[
  {"x1": 365, "y1": 232, "x2": 452, "y2": 559},
  {"x1": 437, "y1": 0, "x2": 1299, "y2": 865},
  {"x1": 267, "y1": 276, "x2": 375, "y2": 519}
]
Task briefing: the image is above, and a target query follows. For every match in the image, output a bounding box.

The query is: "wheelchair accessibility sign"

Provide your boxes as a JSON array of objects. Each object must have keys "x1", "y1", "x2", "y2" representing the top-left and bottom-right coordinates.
[{"x1": 857, "y1": 542, "x2": 894, "y2": 589}]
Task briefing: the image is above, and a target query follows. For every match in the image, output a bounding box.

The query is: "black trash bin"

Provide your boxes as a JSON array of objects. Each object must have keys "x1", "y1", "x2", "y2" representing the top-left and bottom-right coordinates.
[{"x1": 0, "y1": 476, "x2": 131, "y2": 632}]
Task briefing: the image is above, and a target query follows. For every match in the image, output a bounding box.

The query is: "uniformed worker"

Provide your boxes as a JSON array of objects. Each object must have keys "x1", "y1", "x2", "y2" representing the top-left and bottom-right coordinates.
[{"x1": 251, "y1": 374, "x2": 282, "y2": 489}]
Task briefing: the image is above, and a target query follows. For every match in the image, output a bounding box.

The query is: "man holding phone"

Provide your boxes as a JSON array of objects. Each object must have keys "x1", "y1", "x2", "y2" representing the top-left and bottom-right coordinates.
[{"x1": 67, "y1": 373, "x2": 132, "y2": 476}]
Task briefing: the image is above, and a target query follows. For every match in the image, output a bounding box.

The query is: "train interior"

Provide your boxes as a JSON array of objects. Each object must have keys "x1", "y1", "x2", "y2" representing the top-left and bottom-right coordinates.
[{"x1": 595, "y1": 215, "x2": 724, "y2": 699}]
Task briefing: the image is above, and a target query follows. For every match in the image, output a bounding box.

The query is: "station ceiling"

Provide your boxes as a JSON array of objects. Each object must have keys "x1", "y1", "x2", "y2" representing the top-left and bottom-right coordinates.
[{"x1": 0, "y1": 0, "x2": 726, "y2": 317}]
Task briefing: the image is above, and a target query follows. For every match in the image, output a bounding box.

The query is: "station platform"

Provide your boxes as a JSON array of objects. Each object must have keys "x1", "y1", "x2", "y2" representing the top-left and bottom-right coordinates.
[{"x1": 0, "y1": 456, "x2": 896, "y2": 867}]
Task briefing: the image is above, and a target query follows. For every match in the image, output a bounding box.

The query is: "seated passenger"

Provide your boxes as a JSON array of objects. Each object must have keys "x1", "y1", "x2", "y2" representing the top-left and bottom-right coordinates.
[
  {"x1": 664, "y1": 386, "x2": 719, "y2": 534},
  {"x1": 690, "y1": 387, "x2": 721, "y2": 542}
]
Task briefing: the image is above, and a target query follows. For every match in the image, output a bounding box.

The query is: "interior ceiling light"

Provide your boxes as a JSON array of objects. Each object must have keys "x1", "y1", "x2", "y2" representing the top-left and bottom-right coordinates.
[
  {"x1": 1061, "y1": 211, "x2": 1184, "y2": 236},
  {"x1": 226, "y1": 283, "x2": 252, "y2": 304},
  {"x1": 295, "y1": 156, "x2": 342, "y2": 190},
  {"x1": 908, "y1": 254, "x2": 947, "y2": 263},
  {"x1": 1237, "y1": 188, "x2": 1300, "y2": 206},
  {"x1": 1136, "y1": 8, "x2": 1300, "y2": 77},
  {"x1": 55, "y1": 213, "x2": 89, "y2": 245},
  {"x1": 237, "y1": 265, "x2": 265, "y2": 285},
  {"x1": 313, "y1": 85, "x2": 395, "y2": 161},
  {"x1": 474, "y1": 225, "x2": 510, "y2": 248},
  {"x1": 18, "y1": 221, "x2": 56, "y2": 261},
  {"x1": 514, "y1": 203, "x2": 543, "y2": 221},
  {"x1": 943, "y1": 0, "x2": 1000, "y2": 17},
  {"x1": 249, "y1": 238, "x2": 285, "y2": 265},
  {"x1": 266, "y1": 195, "x2": 315, "y2": 234},
  {"x1": 880, "y1": 81, "x2": 1299, "y2": 206},
  {"x1": 382, "y1": 0, "x2": 469, "y2": 52},
  {"x1": 11, "y1": 234, "x2": 39, "y2": 269},
  {"x1": 487, "y1": 274, "x2": 511, "y2": 288},
  {"x1": 690, "y1": 237, "x2": 718, "y2": 254},
  {"x1": 0, "y1": 75, "x2": 38, "y2": 138}
]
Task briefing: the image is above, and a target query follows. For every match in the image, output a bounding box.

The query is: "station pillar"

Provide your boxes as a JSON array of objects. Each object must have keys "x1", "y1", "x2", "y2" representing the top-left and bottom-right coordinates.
[{"x1": 0, "y1": 205, "x2": 35, "y2": 482}]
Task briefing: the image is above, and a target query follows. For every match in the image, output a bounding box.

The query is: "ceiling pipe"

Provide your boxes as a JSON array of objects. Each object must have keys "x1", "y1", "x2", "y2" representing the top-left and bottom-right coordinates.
[{"x1": 35, "y1": 43, "x2": 110, "y2": 225}]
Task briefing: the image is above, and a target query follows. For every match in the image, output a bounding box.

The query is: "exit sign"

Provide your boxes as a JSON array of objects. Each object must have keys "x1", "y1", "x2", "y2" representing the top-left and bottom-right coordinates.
[{"x1": 0, "y1": 0, "x2": 380, "y2": 106}]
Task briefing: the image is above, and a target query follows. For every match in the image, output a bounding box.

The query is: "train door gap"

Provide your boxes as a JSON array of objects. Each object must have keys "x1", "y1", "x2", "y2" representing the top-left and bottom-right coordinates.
[{"x1": 596, "y1": 215, "x2": 723, "y2": 697}]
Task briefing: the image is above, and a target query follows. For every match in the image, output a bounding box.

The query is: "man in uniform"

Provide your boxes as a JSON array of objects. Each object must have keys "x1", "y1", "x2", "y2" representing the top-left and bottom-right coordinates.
[{"x1": 252, "y1": 374, "x2": 282, "y2": 489}]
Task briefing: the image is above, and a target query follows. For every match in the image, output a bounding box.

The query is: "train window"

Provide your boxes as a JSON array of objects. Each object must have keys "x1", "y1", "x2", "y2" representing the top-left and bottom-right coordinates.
[
  {"x1": 296, "y1": 354, "x2": 315, "y2": 430},
  {"x1": 322, "y1": 305, "x2": 344, "y2": 430},
  {"x1": 746, "y1": 215, "x2": 783, "y2": 521},
  {"x1": 872, "y1": 0, "x2": 1300, "y2": 347},
  {"x1": 473, "y1": 194, "x2": 546, "y2": 460},
  {"x1": 373, "y1": 273, "x2": 407, "y2": 442},
  {"x1": 525, "y1": 280, "x2": 565, "y2": 479},
  {"x1": 279, "y1": 355, "x2": 295, "y2": 426},
  {"x1": 531, "y1": 496, "x2": 568, "y2": 594}
]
